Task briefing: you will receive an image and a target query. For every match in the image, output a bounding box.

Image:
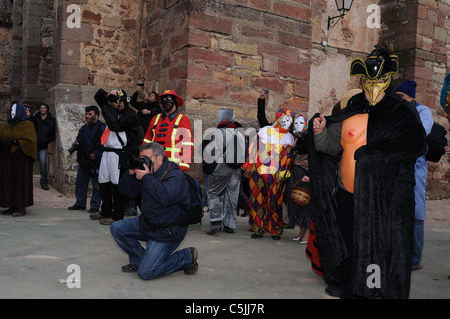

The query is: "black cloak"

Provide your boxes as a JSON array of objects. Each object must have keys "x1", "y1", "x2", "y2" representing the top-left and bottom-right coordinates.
[{"x1": 308, "y1": 92, "x2": 426, "y2": 298}]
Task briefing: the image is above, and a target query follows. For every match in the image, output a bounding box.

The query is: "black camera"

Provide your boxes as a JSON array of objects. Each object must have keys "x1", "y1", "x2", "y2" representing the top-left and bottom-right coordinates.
[
  {"x1": 127, "y1": 155, "x2": 152, "y2": 170},
  {"x1": 107, "y1": 93, "x2": 120, "y2": 103},
  {"x1": 68, "y1": 141, "x2": 80, "y2": 154}
]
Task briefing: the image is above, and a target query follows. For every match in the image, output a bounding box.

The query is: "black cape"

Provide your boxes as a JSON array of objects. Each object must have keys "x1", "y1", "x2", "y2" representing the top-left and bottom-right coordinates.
[{"x1": 308, "y1": 92, "x2": 426, "y2": 298}]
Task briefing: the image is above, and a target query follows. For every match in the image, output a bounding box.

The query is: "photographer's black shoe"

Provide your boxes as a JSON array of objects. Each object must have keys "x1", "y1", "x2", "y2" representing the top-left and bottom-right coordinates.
[
  {"x1": 68, "y1": 205, "x2": 86, "y2": 211},
  {"x1": 184, "y1": 247, "x2": 198, "y2": 275},
  {"x1": 122, "y1": 264, "x2": 138, "y2": 273}
]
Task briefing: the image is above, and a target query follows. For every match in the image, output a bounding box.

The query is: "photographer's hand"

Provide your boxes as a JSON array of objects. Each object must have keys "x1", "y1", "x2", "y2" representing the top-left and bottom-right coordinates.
[{"x1": 134, "y1": 164, "x2": 150, "y2": 180}]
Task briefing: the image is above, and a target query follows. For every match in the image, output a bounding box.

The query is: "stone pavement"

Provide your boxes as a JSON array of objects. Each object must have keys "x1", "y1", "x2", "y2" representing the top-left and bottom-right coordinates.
[{"x1": 0, "y1": 176, "x2": 449, "y2": 299}]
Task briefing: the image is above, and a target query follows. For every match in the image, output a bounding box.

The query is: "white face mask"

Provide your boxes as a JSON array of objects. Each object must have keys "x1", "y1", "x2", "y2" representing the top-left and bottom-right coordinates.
[
  {"x1": 294, "y1": 116, "x2": 307, "y2": 134},
  {"x1": 279, "y1": 115, "x2": 292, "y2": 130},
  {"x1": 11, "y1": 103, "x2": 17, "y2": 120}
]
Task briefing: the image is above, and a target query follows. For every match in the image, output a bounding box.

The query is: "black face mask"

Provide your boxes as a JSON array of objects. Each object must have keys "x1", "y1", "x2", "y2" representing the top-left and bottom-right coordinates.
[{"x1": 161, "y1": 96, "x2": 177, "y2": 112}]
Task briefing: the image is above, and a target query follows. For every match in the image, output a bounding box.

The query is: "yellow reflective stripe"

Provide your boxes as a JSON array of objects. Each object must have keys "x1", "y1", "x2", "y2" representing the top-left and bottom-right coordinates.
[
  {"x1": 153, "y1": 113, "x2": 162, "y2": 126},
  {"x1": 143, "y1": 138, "x2": 151, "y2": 144},
  {"x1": 174, "y1": 113, "x2": 183, "y2": 126},
  {"x1": 168, "y1": 114, "x2": 185, "y2": 160},
  {"x1": 169, "y1": 157, "x2": 181, "y2": 163},
  {"x1": 182, "y1": 142, "x2": 194, "y2": 146},
  {"x1": 179, "y1": 162, "x2": 190, "y2": 168},
  {"x1": 170, "y1": 114, "x2": 184, "y2": 141},
  {"x1": 151, "y1": 113, "x2": 162, "y2": 142}
]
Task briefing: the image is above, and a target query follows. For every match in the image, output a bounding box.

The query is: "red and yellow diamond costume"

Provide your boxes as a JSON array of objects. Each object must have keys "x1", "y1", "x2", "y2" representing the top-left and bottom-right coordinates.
[{"x1": 242, "y1": 110, "x2": 294, "y2": 237}]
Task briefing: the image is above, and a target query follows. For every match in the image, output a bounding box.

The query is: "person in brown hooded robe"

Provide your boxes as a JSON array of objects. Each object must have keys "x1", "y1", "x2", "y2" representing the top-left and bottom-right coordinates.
[{"x1": 0, "y1": 102, "x2": 37, "y2": 216}]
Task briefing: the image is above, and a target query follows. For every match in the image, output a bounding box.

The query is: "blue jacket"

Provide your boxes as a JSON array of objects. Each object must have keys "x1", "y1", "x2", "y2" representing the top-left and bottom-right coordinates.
[
  {"x1": 118, "y1": 158, "x2": 190, "y2": 242},
  {"x1": 76, "y1": 120, "x2": 106, "y2": 169},
  {"x1": 414, "y1": 102, "x2": 433, "y2": 221}
]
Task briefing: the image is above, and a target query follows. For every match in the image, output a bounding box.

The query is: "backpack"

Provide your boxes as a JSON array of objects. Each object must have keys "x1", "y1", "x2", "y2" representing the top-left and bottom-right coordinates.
[
  {"x1": 145, "y1": 167, "x2": 203, "y2": 230},
  {"x1": 177, "y1": 172, "x2": 203, "y2": 226},
  {"x1": 223, "y1": 129, "x2": 246, "y2": 169},
  {"x1": 426, "y1": 122, "x2": 448, "y2": 162}
]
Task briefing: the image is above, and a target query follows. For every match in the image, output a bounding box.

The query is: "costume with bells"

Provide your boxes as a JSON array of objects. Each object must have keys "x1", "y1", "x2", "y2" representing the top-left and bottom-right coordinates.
[
  {"x1": 308, "y1": 46, "x2": 426, "y2": 298},
  {"x1": 243, "y1": 109, "x2": 294, "y2": 239}
]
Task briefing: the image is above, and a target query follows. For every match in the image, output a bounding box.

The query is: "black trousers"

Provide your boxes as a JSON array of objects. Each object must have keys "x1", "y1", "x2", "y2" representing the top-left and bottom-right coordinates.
[
  {"x1": 334, "y1": 187, "x2": 366, "y2": 299},
  {"x1": 99, "y1": 182, "x2": 125, "y2": 221}
]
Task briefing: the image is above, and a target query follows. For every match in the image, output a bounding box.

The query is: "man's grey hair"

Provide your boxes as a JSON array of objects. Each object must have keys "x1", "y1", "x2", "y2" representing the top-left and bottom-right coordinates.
[{"x1": 140, "y1": 142, "x2": 165, "y2": 158}]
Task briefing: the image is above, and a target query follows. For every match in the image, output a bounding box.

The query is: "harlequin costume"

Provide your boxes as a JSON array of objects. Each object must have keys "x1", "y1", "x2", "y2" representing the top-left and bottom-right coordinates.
[
  {"x1": 242, "y1": 109, "x2": 294, "y2": 239},
  {"x1": 308, "y1": 46, "x2": 426, "y2": 298},
  {"x1": 143, "y1": 90, "x2": 193, "y2": 171}
]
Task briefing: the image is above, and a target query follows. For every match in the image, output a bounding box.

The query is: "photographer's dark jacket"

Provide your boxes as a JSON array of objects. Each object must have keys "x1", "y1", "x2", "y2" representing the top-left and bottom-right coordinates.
[
  {"x1": 118, "y1": 158, "x2": 191, "y2": 242},
  {"x1": 76, "y1": 120, "x2": 106, "y2": 172},
  {"x1": 31, "y1": 111, "x2": 56, "y2": 150}
]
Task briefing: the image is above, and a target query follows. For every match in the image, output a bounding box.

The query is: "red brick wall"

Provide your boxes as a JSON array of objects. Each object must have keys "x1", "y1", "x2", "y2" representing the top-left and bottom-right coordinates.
[{"x1": 139, "y1": 0, "x2": 312, "y2": 127}]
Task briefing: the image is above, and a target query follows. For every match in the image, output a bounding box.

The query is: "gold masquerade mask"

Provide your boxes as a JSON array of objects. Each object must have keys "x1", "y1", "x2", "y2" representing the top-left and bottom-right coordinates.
[
  {"x1": 350, "y1": 45, "x2": 399, "y2": 106},
  {"x1": 361, "y1": 74, "x2": 392, "y2": 106}
]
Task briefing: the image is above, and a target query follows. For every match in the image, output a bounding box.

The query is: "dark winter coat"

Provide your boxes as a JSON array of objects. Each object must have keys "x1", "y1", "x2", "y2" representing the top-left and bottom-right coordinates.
[
  {"x1": 118, "y1": 158, "x2": 190, "y2": 242},
  {"x1": 76, "y1": 120, "x2": 106, "y2": 172},
  {"x1": 94, "y1": 89, "x2": 140, "y2": 155},
  {"x1": 31, "y1": 111, "x2": 56, "y2": 150}
]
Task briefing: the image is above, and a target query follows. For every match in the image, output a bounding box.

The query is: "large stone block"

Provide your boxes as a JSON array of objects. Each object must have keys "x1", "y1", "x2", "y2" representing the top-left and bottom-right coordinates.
[{"x1": 57, "y1": 65, "x2": 89, "y2": 85}]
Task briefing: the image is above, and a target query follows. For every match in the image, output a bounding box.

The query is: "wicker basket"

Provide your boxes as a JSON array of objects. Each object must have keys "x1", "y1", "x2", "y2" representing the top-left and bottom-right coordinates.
[{"x1": 290, "y1": 181, "x2": 311, "y2": 208}]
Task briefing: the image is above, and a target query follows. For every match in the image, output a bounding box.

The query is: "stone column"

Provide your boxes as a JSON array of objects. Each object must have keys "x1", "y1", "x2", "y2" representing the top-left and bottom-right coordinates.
[{"x1": 46, "y1": 0, "x2": 92, "y2": 195}]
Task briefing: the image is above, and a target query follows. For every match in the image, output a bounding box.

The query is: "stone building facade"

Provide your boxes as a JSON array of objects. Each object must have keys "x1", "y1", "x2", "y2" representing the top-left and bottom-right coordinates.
[{"x1": 0, "y1": 0, "x2": 449, "y2": 198}]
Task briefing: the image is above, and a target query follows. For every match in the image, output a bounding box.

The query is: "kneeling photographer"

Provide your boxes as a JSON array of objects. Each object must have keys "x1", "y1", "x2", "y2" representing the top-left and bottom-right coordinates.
[
  {"x1": 91, "y1": 88, "x2": 141, "y2": 225},
  {"x1": 111, "y1": 142, "x2": 198, "y2": 280}
]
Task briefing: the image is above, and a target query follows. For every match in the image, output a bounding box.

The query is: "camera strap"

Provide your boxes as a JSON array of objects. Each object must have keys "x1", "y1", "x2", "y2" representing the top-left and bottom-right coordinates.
[
  {"x1": 114, "y1": 131, "x2": 126, "y2": 148},
  {"x1": 159, "y1": 162, "x2": 172, "y2": 182}
]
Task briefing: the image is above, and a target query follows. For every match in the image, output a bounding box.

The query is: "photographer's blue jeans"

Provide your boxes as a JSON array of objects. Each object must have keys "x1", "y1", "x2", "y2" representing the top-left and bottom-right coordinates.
[
  {"x1": 412, "y1": 219, "x2": 424, "y2": 268},
  {"x1": 110, "y1": 217, "x2": 192, "y2": 280},
  {"x1": 38, "y1": 148, "x2": 48, "y2": 186},
  {"x1": 74, "y1": 165, "x2": 101, "y2": 210}
]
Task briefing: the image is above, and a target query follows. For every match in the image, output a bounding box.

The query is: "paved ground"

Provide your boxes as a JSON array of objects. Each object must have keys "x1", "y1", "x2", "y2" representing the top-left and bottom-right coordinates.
[{"x1": 0, "y1": 176, "x2": 449, "y2": 300}]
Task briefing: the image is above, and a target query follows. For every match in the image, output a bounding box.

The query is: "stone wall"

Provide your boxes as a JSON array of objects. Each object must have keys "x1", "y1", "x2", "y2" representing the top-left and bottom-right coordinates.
[
  {"x1": 139, "y1": 0, "x2": 312, "y2": 130},
  {"x1": 380, "y1": 0, "x2": 450, "y2": 198},
  {"x1": 0, "y1": 20, "x2": 12, "y2": 126}
]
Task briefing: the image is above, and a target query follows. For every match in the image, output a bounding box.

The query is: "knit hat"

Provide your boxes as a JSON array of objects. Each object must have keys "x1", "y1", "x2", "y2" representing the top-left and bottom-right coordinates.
[
  {"x1": 217, "y1": 107, "x2": 235, "y2": 125},
  {"x1": 396, "y1": 80, "x2": 416, "y2": 98}
]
